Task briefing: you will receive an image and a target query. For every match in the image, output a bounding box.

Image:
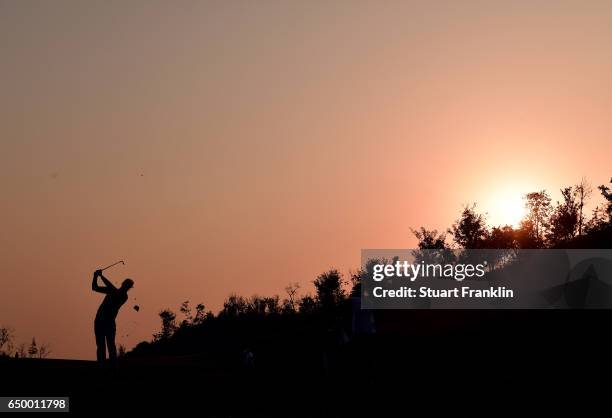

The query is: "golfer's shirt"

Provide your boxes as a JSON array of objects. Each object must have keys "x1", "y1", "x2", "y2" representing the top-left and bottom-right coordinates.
[{"x1": 96, "y1": 289, "x2": 128, "y2": 322}]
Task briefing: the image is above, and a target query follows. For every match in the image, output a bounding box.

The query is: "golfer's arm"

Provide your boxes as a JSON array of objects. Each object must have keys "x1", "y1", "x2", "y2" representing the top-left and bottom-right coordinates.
[
  {"x1": 92, "y1": 275, "x2": 107, "y2": 293},
  {"x1": 99, "y1": 274, "x2": 117, "y2": 290}
]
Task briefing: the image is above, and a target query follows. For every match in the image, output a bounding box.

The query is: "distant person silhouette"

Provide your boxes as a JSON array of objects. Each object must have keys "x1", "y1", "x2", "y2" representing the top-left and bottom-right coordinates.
[{"x1": 92, "y1": 270, "x2": 134, "y2": 365}]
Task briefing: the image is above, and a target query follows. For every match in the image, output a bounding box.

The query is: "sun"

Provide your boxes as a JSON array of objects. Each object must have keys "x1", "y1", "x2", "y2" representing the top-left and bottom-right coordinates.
[{"x1": 485, "y1": 190, "x2": 527, "y2": 228}]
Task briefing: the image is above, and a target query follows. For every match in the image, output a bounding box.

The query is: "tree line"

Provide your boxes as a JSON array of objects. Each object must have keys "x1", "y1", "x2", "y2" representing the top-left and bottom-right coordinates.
[
  {"x1": 128, "y1": 177, "x2": 611, "y2": 361},
  {"x1": 0, "y1": 329, "x2": 51, "y2": 359},
  {"x1": 3, "y1": 177, "x2": 610, "y2": 362},
  {"x1": 417, "y1": 177, "x2": 612, "y2": 251}
]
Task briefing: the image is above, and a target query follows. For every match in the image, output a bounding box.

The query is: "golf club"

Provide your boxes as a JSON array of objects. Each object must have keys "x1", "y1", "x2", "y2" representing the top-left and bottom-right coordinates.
[{"x1": 100, "y1": 260, "x2": 125, "y2": 272}]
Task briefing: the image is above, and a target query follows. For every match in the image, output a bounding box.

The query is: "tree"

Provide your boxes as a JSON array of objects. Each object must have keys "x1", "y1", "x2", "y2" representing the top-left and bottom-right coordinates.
[
  {"x1": 221, "y1": 294, "x2": 248, "y2": 317},
  {"x1": 263, "y1": 296, "x2": 280, "y2": 315},
  {"x1": 298, "y1": 295, "x2": 317, "y2": 315},
  {"x1": 581, "y1": 179, "x2": 612, "y2": 239},
  {"x1": 598, "y1": 182, "x2": 612, "y2": 219},
  {"x1": 283, "y1": 283, "x2": 300, "y2": 313},
  {"x1": 411, "y1": 227, "x2": 454, "y2": 264},
  {"x1": 313, "y1": 270, "x2": 346, "y2": 313},
  {"x1": 155, "y1": 310, "x2": 177, "y2": 340},
  {"x1": 28, "y1": 338, "x2": 38, "y2": 358},
  {"x1": 411, "y1": 227, "x2": 448, "y2": 250},
  {"x1": 244, "y1": 295, "x2": 280, "y2": 316},
  {"x1": 16, "y1": 343, "x2": 27, "y2": 359},
  {"x1": 193, "y1": 303, "x2": 206, "y2": 325},
  {"x1": 348, "y1": 267, "x2": 367, "y2": 297},
  {"x1": 246, "y1": 296, "x2": 267, "y2": 316},
  {"x1": 523, "y1": 191, "x2": 552, "y2": 247},
  {"x1": 179, "y1": 301, "x2": 192, "y2": 327},
  {"x1": 449, "y1": 204, "x2": 488, "y2": 249},
  {"x1": 585, "y1": 205, "x2": 609, "y2": 232},
  {"x1": 0, "y1": 327, "x2": 13, "y2": 356},
  {"x1": 575, "y1": 177, "x2": 592, "y2": 236},
  {"x1": 515, "y1": 219, "x2": 538, "y2": 249},
  {"x1": 484, "y1": 225, "x2": 517, "y2": 249},
  {"x1": 578, "y1": 179, "x2": 611, "y2": 235},
  {"x1": 38, "y1": 343, "x2": 51, "y2": 359},
  {"x1": 547, "y1": 187, "x2": 579, "y2": 245}
]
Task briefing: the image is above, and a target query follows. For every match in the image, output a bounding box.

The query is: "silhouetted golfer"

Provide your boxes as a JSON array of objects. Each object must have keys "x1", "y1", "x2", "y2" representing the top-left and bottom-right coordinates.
[{"x1": 92, "y1": 270, "x2": 134, "y2": 365}]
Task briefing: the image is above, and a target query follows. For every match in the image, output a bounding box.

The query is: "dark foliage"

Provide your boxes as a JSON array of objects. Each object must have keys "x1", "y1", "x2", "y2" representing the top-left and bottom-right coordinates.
[{"x1": 128, "y1": 177, "x2": 612, "y2": 364}]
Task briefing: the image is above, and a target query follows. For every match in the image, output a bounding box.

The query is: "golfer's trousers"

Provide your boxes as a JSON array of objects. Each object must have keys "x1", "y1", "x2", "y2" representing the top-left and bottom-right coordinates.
[{"x1": 94, "y1": 317, "x2": 117, "y2": 364}]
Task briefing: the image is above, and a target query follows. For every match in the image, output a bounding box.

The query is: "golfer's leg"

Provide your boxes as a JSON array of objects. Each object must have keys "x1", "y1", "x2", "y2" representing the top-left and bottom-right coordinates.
[
  {"x1": 106, "y1": 321, "x2": 117, "y2": 364},
  {"x1": 94, "y1": 321, "x2": 106, "y2": 363}
]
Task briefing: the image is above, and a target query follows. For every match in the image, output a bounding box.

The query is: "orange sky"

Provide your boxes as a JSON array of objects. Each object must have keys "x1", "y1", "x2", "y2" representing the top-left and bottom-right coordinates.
[{"x1": 1, "y1": 1, "x2": 611, "y2": 359}]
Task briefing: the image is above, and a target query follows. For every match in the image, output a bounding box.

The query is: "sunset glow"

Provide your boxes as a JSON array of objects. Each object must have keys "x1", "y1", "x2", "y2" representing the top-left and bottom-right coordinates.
[
  {"x1": 486, "y1": 191, "x2": 528, "y2": 228},
  {"x1": 1, "y1": 1, "x2": 612, "y2": 360}
]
